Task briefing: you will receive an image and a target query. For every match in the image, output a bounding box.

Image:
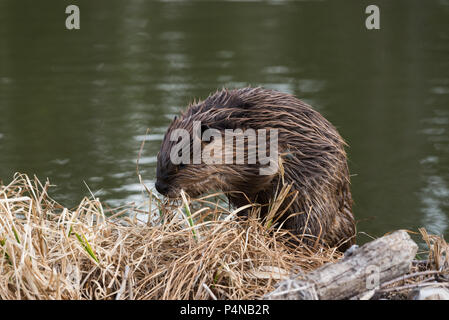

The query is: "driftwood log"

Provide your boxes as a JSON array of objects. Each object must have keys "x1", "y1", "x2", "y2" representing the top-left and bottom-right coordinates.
[{"x1": 265, "y1": 230, "x2": 418, "y2": 300}]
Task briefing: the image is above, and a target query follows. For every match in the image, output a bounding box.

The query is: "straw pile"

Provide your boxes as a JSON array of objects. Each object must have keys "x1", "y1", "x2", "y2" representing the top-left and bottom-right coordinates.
[
  {"x1": 1, "y1": 173, "x2": 448, "y2": 300},
  {"x1": 0, "y1": 173, "x2": 342, "y2": 300}
]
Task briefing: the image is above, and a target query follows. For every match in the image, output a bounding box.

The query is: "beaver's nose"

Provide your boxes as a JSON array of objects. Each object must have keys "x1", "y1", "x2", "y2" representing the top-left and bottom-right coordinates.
[{"x1": 155, "y1": 180, "x2": 170, "y2": 195}]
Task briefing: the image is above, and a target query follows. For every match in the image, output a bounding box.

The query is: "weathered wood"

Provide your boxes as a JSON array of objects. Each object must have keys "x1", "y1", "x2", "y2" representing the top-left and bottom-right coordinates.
[{"x1": 265, "y1": 230, "x2": 418, "y2": 300}]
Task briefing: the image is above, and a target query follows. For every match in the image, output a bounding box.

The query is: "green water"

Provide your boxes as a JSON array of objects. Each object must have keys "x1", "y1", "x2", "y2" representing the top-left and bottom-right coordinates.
[{"x1": 0, "y1": 0, "x2": 448, "y2": 242}]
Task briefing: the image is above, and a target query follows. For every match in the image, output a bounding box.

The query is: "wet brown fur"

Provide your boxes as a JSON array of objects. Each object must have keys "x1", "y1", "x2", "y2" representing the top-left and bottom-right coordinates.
[{"x1": 156, "y1": 87, "x2": 356, "y2": 251}]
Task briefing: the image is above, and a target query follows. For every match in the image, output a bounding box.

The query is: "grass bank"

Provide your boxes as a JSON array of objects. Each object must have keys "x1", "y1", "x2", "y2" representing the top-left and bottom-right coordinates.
[{"x1": 0, "y1": 173, "x2": 447, "y2": 299}]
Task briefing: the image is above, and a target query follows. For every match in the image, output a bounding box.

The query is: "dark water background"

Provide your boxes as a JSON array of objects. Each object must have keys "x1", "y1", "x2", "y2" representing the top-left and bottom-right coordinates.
[{"x1": 0, "y1": 0, "x2": 448, "y2": 243}]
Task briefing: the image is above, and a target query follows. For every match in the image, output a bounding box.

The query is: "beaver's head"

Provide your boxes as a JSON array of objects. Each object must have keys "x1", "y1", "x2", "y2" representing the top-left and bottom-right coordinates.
[
  {"x1": 155, "y1": 109, "x2": 280, "y2": 199},
  {"x1": 155, "y1": 116, "x2": 222, "y2": 197}
]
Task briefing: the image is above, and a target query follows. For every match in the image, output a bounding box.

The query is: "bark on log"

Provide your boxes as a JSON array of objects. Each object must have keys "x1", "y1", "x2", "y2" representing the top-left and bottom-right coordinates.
[{"x1": 265, "y1": 230, "x2": 418, "y2": 300}]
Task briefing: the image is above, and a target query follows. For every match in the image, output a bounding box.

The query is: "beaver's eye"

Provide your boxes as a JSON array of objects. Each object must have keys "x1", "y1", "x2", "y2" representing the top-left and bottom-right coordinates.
[{"x1": 178, "y1": 163, "x2": 186, "y2": 170}]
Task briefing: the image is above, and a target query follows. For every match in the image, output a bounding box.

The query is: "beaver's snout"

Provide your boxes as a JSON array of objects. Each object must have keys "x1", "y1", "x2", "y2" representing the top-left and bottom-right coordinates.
[{"x1": 155, "y1": 180, "x2": 170, "y2": 195}]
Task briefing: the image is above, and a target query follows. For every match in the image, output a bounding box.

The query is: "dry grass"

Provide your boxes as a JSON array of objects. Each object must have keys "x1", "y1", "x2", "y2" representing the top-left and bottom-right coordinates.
[
  {"x1": 376, "y1": 228, "x2": 449, "y2": 299},
  {"x1": 1, "y1": 173, "x2": 447, "y2": 300},
  {"x1": 0, "y1": 173, "x2": 342, "y2": 300}
]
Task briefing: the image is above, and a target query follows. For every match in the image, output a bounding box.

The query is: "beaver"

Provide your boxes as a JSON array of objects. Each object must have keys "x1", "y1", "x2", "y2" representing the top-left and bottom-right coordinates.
[{"x1": 155, "y1": 87, "x2": 356, "y2": 251}]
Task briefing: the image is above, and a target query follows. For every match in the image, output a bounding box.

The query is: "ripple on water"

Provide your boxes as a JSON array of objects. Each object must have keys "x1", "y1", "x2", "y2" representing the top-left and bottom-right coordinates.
[
  {"x1": 106, "y1": 180, "x2": 156, "y2": 210},
  {"x1": 260, "y1": 83, "x2": 295, "y2": 94},
  {"x1": 216, "y1": 51, "x2": 234, "y2": 59},
  {"x1": 136, "y1": 156, "x2": 158, "y2": 165},
  {"x1": 134, "y1": 134, "x2": 165, "y2": 142},
  {"x1": 0, "y1": 77, "x2": 12, "y2": 84},
  {"x1": 50, "y1": 159, "x2": 70, "y2": 166},
  {"x1": 419, "y1": 107, "x2": 449, "y2": 236},
  {"x1": 431, "y1": 86, "x2": 449, "y2": 95},
  {"x1": 420, "y1": 156, "x2": 439, "y2": 166},
  {"x1": 88, "y1": 176, "x2": 104, "y2": 183},
  {"x1": 298, "y1": 79, "x2": 326, "y2": 93},
  {"x1": 262, "y1": 66, "x2": 290, "y2": 75},
  {"x1": 420, "y1": 175, "x2": 449, "y2": 236}
]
